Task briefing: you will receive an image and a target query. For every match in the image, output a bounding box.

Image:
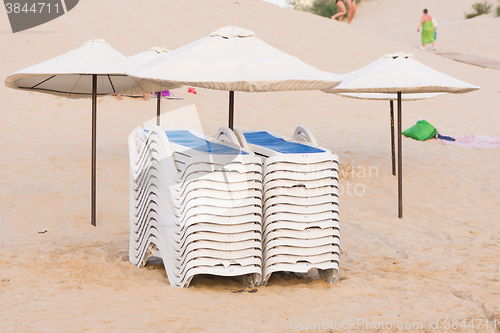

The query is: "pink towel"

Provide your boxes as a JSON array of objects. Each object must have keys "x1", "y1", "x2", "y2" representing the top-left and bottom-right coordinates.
[{"x1": 437, "y1": 135, "x2": 500, "y2": 148}]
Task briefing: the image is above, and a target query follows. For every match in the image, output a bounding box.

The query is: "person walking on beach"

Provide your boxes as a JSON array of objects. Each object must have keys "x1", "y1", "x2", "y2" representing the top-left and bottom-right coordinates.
[
  {"x1": 331, "y1": 0, "x2": 347, "y2": 22},
  {"x1": 346, "y1": 0, "x2": 356, "y2": 24},
  {"x1": 417, "y1": 9, "x2": 435, "y2": 50}
]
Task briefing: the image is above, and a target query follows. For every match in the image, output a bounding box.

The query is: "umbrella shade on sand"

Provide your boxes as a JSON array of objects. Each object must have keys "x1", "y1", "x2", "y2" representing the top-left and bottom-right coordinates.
[
  {"x1": 129, "y1": 46, "x2": 172, "y2": 125},
  {"x1": 334, "y1": 92, "x2": 444, "y2": 176},
  {"x1": 126, "y1": 26, "x2": 342, "y2": 129},
  {"x1": 324, "y1": 52, "x2": 479, "y2": 218},
  {"x1": 5, "y1": 39, "x2": 176, "y2": 226}
]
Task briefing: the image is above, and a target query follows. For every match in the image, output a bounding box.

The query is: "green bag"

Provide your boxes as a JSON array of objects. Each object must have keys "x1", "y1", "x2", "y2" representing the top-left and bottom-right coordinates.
[{"x1": 402, "y1": 120, "x2": 437, "y2": 141}]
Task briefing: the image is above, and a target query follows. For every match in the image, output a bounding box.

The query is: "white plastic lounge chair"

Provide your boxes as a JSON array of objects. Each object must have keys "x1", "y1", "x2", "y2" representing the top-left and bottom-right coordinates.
[
  {"x1": 129, "y1": 126, "x2": 264, "y2": 288},
  {"x1": 221, "y1": 126, "x2": 340, "y2": 285}
]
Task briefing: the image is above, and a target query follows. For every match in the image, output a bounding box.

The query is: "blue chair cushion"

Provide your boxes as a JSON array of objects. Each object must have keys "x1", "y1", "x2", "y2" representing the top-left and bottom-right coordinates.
[
  {"x1": 243, "y1": 131, "x2": 325, "y2": 154},
  {"x1": 165, "y1": 130, "x2": 247, "y2": 155}
]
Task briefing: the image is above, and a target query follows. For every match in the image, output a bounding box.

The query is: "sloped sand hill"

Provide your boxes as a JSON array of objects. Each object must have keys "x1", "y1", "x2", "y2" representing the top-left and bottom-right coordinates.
[{"x1": 353, "y1": 0, "x2": 500, "y2": 61}]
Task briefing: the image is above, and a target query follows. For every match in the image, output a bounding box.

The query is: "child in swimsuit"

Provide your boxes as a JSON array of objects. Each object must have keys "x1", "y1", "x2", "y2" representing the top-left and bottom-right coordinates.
[
  {"x1": 346, "y1": 0, "x2": 356, "y2": 24},
  {"x1": 332, "y1": 0, "x2": 347, "y2": 22}
]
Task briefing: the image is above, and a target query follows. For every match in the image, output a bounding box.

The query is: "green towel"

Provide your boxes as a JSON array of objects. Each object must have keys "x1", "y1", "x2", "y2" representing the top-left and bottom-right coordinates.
[
  {"x1": 421, "y1": 21, "x2": 435, "y2": 44},
  {"x1": 402, "y1": 120, "x2": 437, "y2": 141}
]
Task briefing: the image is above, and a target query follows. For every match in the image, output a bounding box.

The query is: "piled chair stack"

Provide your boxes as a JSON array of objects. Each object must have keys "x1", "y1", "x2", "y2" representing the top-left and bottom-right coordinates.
[
  {"x1": 128, "y1": 126, "x2": 264, "y2": 288},
  {"x1": 231, "y1": 126, "x2": 341, "y2": 285}
]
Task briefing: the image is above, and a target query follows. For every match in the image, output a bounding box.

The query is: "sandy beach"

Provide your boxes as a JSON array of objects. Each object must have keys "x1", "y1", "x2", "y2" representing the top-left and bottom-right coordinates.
[{"x1": 1, "y1": 0, "x2": 499, "y2": 332}]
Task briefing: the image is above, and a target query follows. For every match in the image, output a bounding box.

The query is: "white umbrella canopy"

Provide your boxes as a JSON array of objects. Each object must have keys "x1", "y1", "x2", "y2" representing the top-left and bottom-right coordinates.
[
  {"x1": 126, "y1": 26, "x2": 342, "y2": 92},
  {"x1": 335, "y1": 92, "x2": 444, "y2": 101},
  {"x1": 322, "y1": 52, "x2": 480, "y2": 218},
  {"x1": 326, "y1": 52, "x2": 479, "y2": 94},
  {"x1": 4, "y1": 40, "x2": 173, "y2": 98},
  {"x1": 128, "y1": 46, "x2": 178, "y2": 126},
  {"x1": 129, "y1": 46, "x2": 170, "y2": 64},
  {"x1": 4, "y1": 39, "x2": 175, "y2": 226},
  {"x1": 126, "y1": 26, "x2": 342, "y2": 128}
]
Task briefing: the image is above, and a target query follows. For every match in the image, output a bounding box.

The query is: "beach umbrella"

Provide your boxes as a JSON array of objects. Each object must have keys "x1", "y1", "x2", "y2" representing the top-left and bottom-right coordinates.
[
  {"x1": 129, "y1": 47, "x2": 173, "y2": 125},
  {"x1": 323, "y1": 52, "x2": 479, "y2": 218},
  {"x1": 125, "y1": 26, "x2": 342, "y2": 129},
  {"x1": 129, "y1": 46, "x2": 170, "y2": 63},
  {"x1": 5, "y1": 39, "x2": 176, "y2": 226},
  {"x1": 334, "y1": 92, "x2": 443, "y2": 176}
]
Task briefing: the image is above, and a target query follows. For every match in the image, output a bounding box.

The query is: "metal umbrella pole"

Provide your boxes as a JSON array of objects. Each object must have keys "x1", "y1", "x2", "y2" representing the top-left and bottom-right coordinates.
[
  {"x1": 229, "y1": 91, "x2": 234, "y2": 130},
  {"x1": 91, "y1": 74, "x2": 97, "y2": 226},
  {"x1": 157, "y1": 91, "x2": 161, "y2": 126},
  {"x1": 390, "y1": 100, "x2": 396, "y2": 176},
  {"x1": 397, "y1": 91, "x2": 403, "y2": 218}
]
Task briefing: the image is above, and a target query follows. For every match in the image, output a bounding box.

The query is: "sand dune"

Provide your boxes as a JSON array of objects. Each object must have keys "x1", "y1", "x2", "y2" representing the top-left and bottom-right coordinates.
[
  {"x1": 354, "y1": 0, "x2": 500, "y2": 61},
  {"x1": 1, "y1": 0, "x2": 499, "y2": 332}
]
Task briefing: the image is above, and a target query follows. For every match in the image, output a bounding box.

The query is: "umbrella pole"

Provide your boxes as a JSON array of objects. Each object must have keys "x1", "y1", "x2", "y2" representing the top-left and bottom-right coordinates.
[
  {"x1": 157, "y1": 91, "x2": 161, "y2": 126},
  {"x1": 229, "y1": 91, "x2": 234, "y2": 130},
  {"x1": 91, "y1": 74, "x2": 97, "y2": 226},
  {"x1": 397, "y1": 92, "x2": 403, "y2": 218},
  {"x1": 390, "y1": 100, "x2": 396, "y2": 176}
]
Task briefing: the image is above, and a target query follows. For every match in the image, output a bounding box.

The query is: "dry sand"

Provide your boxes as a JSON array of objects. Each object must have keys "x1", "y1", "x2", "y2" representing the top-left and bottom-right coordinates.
[
  {"x1": 353, "y1": 0, "x2": 500, "y2": 62},
  {"x1": 1, "y1": 0, "x2": 499, "y2": 332}
]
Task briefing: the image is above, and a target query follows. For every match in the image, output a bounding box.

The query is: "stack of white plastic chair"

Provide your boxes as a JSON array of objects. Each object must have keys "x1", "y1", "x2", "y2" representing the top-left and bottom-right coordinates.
[
  {"x1": 129, "y1": 126, "x2": 263, "y2": 287},
  {"x1": 232, "y1": 126, "x2": 340, "y2": 285}
]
